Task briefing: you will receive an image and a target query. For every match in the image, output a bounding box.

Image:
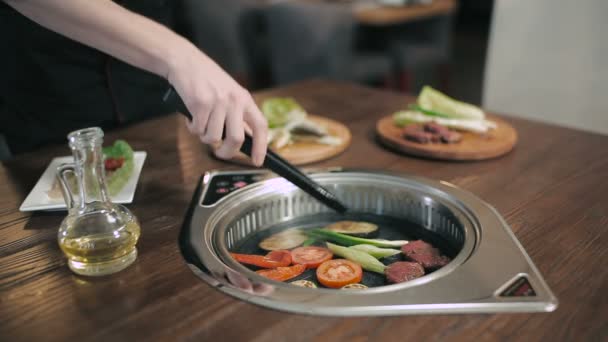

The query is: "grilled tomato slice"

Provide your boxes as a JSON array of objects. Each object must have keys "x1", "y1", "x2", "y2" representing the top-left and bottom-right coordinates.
[
  {"x1": 290, "y1": 246, "x2": 333, "y2": 269},
  {"x1": 316, "y1": 259, "x2": 363, "y2": 289}
]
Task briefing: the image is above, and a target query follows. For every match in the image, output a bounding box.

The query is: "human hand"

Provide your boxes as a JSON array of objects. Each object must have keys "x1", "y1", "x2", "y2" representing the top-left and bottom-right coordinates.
[
  {"x1": 167, "y1": 45, "x2": 268, "y2": 166},
  {"x1": 224, "y1": 267, "x2": 275, "y2": 296}
]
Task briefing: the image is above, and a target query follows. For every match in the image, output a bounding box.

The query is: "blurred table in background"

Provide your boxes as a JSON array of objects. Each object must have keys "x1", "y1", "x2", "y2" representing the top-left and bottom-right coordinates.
[
  {"x1": 258, "y1": 0, "x2": 457, "y2": 25},
  {"x1": 346, "y1": 0, "x2": 458, "y2": 92},
  {"x1": 352, "y1": 0, "x2": 457, "y2": 26},
  {"x1": 241, "y1": 0, "x2": 457, "y2": 89}
]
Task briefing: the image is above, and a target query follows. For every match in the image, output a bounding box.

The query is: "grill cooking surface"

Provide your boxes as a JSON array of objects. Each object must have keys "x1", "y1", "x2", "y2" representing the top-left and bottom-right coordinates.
[{"x1": 232, "y1": 213, "x2": 459, "y2": 289}]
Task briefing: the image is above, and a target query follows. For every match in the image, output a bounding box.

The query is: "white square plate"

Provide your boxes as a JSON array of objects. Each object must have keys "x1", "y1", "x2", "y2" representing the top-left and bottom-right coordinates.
[{"x1": 19, "y1": 151, "x2": 147, "y2": 212}]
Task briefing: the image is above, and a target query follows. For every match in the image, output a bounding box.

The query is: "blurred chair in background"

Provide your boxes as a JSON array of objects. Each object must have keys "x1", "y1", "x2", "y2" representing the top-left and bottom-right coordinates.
[
  {"x1": 261, "y1": 2, "x2": 392, "y2": 86},
  {"x1": 181, "y1": 0, "x2": 255, "y2": 85},
  {"x1": 238, "y1": 4, "x2": 272, "y2": 89},
  {"x1": 182, "y1": 1, "x2": 456, "y2": 93},
  {"x1": 353, "y1": 5, "x2": 456, "y2": 94},
  {"x1": 389, "y1": 14, "x2": 454, "y2": 93},
  {"x1": 484, "y1": 0, "x2": 608, "y2": 135},
  {"x1": 0, "y1": 99, "x2": 12, "y2": 160},
  {"x1": 0, "y1": 134, "x2": 11, "y2": 161}
]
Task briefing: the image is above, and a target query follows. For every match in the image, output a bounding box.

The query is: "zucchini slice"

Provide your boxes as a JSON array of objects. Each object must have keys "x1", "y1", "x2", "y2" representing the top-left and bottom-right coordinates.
[
  {"x1": 325, "y1": 221, "x2": 379, "y2": 238},
  {"x1": 290, "y1": 280, "x2": 317, "y2": 288},
  {"x1": 259, "y1": 229, "x2": 308, "y2": 251},
  {"x1": 341, "y1": 283, "x2": 368, "y2": 290}
]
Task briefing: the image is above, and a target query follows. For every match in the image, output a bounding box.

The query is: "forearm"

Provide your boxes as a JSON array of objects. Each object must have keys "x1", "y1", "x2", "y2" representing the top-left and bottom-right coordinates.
[
  {"x1": 4, "y1": 0, "x2": 269, "y2": 164},
  {"x1": 4, "y1": 0, "x2": 195, "y2": 79}
]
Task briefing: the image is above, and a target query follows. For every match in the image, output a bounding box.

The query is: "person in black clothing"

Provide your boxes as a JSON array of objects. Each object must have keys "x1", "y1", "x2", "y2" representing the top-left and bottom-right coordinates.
[{"x1": 0, "y1": 0, "x2": 268, "y2": 165}]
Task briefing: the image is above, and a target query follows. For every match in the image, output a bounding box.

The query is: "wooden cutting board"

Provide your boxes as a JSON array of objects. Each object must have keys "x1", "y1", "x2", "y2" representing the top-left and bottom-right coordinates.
[
  {"x1": 211, "y1": 115, "x2": 352, "y2": 166},
  {"x1": 376, "y1": 114, "x2": 518, "y2": 161}
]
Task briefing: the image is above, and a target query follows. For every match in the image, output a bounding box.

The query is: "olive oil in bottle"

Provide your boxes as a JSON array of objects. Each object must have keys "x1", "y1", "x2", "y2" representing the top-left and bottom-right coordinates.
[
  {"x1": 56, "y1": 128, "x2": 141, "y2": 276},
  {"x1": 58, "y1": 211, "x2": 141, "y2": 276}
]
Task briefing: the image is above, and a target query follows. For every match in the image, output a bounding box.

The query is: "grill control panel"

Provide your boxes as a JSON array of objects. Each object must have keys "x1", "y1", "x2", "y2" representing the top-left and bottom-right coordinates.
[
  {"x1": 201, "y1": 171, "x2": 266, "y2": 206},
  {"x1": 201, "y1": 168, "x2": 343, "y2": 206}
]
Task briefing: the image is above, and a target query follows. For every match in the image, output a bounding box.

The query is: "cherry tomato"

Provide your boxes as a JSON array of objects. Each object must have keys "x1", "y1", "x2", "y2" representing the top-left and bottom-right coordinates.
[
  {"x1": 316, "y1": 259, "x2": 363, "y2": 289},
  {"x1": 104, "y1": 157, "x2": 124, "y2": 171},
  {"x1": 290, "y1": 246, "x2": 333, "y2": 269}
]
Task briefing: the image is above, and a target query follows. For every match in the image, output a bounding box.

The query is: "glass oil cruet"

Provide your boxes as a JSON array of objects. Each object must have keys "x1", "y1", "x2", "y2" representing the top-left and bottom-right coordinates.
[{"x1": 56, "y1": 127, "x2": 140, "y2": 276}]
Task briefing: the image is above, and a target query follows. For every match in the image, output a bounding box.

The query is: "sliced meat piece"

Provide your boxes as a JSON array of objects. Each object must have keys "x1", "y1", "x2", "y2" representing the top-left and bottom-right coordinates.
[
  {"x1": 440, "y1": 130, "x2": 462, "y2": 143},
  {"x1": 404, "y1": 131, "x2": 434, "y2": 144},
  {"x1": 402, "y1": 124, "x2": 424, "y2": 135},
  {"x1": 423, "y1": 122, "x2": 450, "y2": 135},
  {"x1": 407, "y1": 252, "x2": 451, "y2": 269},
  {"x1": 430, "y1": 132, "x2": 442, "y2": 143},
  {"x1": 386, "y1": 261, "x2": 425, "y2": 284},
  {"x1": 424, "y1": 122, "x2": 462, "y2": 143},
  {"x1": 401, "y1": 240, "x2": 451, "y2": 269},
  {"x1": 403, "y1": 124, "x2": 436, "y2": 144}
]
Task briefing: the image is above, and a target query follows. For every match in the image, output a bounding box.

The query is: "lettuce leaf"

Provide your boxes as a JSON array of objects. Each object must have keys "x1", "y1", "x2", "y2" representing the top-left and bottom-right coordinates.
[
  {"x1": 393, "y1": 110, "x2": 496, "y2": 133},
  {"x1": 418, "y1": 86, "x2": 485, "y2": 120},
  {"x1": 261, "y1": 97, "x2": 304, "y2": 128},
  {"x1": 103, "y1": 140, "x2": 134, "y2": 196},
  {"x1": 103, "y1": 140, "x2": 133, "y2": 160}
]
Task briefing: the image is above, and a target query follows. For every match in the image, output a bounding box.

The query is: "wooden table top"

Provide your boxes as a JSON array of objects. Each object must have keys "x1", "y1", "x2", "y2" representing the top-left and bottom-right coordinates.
[
  {"x1": 354, "y1": 0, "x2": 457, "y2": 26},
  {"x1": 1, "y1": 80, "x2": 607, "y2": 341}
]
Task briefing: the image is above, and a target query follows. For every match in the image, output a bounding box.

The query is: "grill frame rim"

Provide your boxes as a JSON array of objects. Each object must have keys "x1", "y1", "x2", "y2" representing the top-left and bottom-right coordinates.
[{"x1": 180, "y1": 169, "x2": 558, "y2": 316}]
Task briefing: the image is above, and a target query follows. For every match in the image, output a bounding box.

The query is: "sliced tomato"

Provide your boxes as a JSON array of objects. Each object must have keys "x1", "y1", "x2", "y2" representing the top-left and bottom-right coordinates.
[
  {"x1": 256, "y1": 264, "x2": 306, "y2": 282},
  {"x1": 231, "y1": 250, "x2": 292, "y2": 268},
  {"x1": 104, "y1": 157, "x2": 125, "y2": 171},
  {"x1": 316, "y1": 259, "x2": 363, "y2": 289},
  {"x1": 291, "y1": 246, "x2": 333, "y2": 269}
]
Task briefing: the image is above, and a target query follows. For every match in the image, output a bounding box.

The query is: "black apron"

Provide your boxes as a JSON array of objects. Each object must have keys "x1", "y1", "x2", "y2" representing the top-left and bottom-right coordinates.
[{"x1": 0, "y1": 0, "x2": 180, "y2": 154}]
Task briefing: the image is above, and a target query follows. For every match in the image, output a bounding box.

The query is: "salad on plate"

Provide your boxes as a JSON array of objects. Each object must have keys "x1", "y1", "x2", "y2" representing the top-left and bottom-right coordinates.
[{"x1": 262, "y1": 97, "x2": 343, "y2": 149}]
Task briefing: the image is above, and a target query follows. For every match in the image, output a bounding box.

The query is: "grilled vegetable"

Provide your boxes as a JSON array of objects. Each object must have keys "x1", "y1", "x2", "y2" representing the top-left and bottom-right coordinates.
[
  {"x1": 259, "y1": 229, "x2": 308, "y2": 251},
  {"x1": 301, "y1": 237, "x2": 317, "y2": 247},
  {"x1": 290, "y1": 246, "x2": 333, "y2": 269},
  {"x1": 230, "y1": 250, "x2": 291, "y2": 269},
  {"x1": 349, "y1": 244, "x2": 401, "y2": 259},
  {"x1": 316, "y1": 259, "x2": 363, "y2": 289},
  {"x1": 341, "y1": 283, "x2": 368, "y2": 290},
  {"x1": 418, "y1": 85, "x2": 485, "y2": 120},
  {"x1": 308, "y1": 229, "x2": 408, "y2": 248},
  {"x1": 325, "y1": 221, "x2": 379, "y2": 238},
  {"x1": 290, "y1": 280, "x2": 317, "y2": 288},
  {"x1": 326, "y1": 243, "x2": 387, "y2": 274},
  {"x1": 256, "y1": 264, "x2": 306, "y2": 282}
]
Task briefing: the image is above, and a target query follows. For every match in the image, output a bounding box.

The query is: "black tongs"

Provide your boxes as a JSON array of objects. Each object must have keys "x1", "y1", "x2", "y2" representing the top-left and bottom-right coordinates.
[{"x1": 163, "y1": 87, "x2": 347, "y2": 214}]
